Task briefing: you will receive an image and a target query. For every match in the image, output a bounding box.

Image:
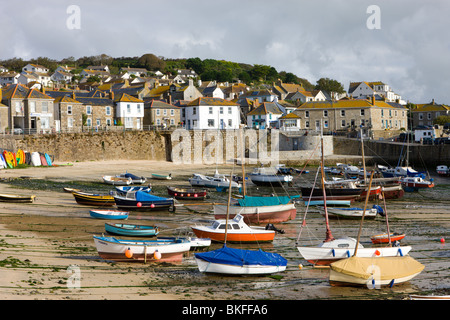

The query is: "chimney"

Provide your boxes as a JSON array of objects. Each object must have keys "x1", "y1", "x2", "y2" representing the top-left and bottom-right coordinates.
[
  {"x1": 0, "y1": 87, "x2": 2, "y2": 102},
  {"x1": 109, "y1": 89, "x2": 114, "y2": 100},
  {"x1": 371, "y1": 94, "x2": 375, "y2": 105},
  {"x1": 72, "y1": 91, "x2": 76, "y2": 99},
  {"x1": 432, "y1": 99, "x2": 435, "y2": 105}
]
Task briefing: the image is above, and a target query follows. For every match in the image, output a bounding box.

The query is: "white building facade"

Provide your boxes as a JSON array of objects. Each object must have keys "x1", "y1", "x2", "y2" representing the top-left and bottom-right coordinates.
[{"x1": 184, "y1": 97, "x2": 240, "y2": 130}]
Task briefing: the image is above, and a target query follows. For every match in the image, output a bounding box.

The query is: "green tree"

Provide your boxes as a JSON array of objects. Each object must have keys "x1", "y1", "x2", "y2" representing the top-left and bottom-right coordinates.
[
  {"x1": 434, "y1": 115, "x2": 450, "y2": 125},
  {"x1": 315, "y1": 77, "x2": 345, "y2": 95},
  {"x1": 137, "y1": 53, "x2": 166, "y2": 71}
]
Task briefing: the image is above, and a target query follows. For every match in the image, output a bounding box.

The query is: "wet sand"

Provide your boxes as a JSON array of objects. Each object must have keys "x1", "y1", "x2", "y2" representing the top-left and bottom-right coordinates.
[{"x1": 0, "y1": 159, "x2": 448, "y2": 301}]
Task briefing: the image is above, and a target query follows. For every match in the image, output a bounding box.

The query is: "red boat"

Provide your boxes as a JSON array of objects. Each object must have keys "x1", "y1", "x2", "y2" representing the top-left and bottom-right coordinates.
[
  {"x1": 167, "y1": 186, "x2": 207, "y2": 200},
  {"x1": 357, "y1": 185, "x2": 381, "y2": 200},
  {"x1": 370, "y1": 232, "x2": 406, "y2": 244}
]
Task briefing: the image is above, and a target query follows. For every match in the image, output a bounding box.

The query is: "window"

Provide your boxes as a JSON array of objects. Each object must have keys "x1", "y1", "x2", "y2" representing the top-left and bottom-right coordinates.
[
  {"x1": 42, "y1": 101, "x2": 48, "y2": 113},
  {"x1": 86, "y1": 118, "x2": 92, "y2": 126},
  {"x1": 228, "y1": 119, "x2": 232, "y2": 127},
  {"x1": 228, "y1": 107, "x2": 232, "y2": 114},
  {"x1": 208, "y1": 119, "x2": 215, "y2": 127},
  {"x1": 106, "y1": 119, "x2": 111, "y2": 126},
  {"x1": 127, "y1": 104, "x2": 131, "y2": 114},
  {"x1": 163, "y1": 109, "x2": 167, "y2": 116},
  {"x1": 305, "y1": 111, "x2": 309, "y2": 118},
  {"x1": 323, "y1": 110, "x2": 328, "y2": 117},
  {"x1": 209, "y1": 107, "x2": 213, "y2": 114},
  {"x1": 324, "y1": 120, "x2": 329, "y2": 128},
  {"x1": 156, "y1": 119, "x2": 161, "y2": 125},
  {"x1": 105, "y1": 106, "x2": 110, "y2": 115},
  {"x1": 86, "y1": 105, "x2": 92, "y2": 115},
  {"x1": 427, "y1": 113, "x2": 431, "y2": 120},
  {"x1": 67, "y1": 105, "x2": 72, "y2": 115},
  {"x1": 305, "y1": 121, "x2": 310, "y2": 128},
  {"x1": 171, "y1": 109, "x2": 174, "y2": 116},
  {"x1": 360, "y1": 109, "x2": 365, "y2": 116},
  {"x1": 381, "y1": 110, "x2": 384, "y2": 117},
  {"x1": 220, "y1": 107, "x2": 223, "y2": 114},
  {"x1": 96, "y1": 119, "x2": 101, "y2": 126},
  {"x1": 30, "y1": 101, "x2": 36, "y2": 113},
  {"x1": 41, "y1": 117, "x2": 50, "y2": 129},
  {"x1": 193, "y1": 107, "x2": 196, "y2": 115},
  {"x1": 341, "y1": 120, "x2": 346, "y2": 127},
  {"x1": 170, "y1": 119, "x2": 174, "y2": 125},
  {"x1": 68, "y1": 117, "x2": 73, "y2": 128},
  {"x1": 341, "y1": 110, "x2": 345, "y2": 117},
  {"x1": 137, "y1": 104, "x2": 141, "y2": 114},
  {"x1": 419, "y1": 113, "x2": 423, "y2": 120},
  {"x1": 156, "y1": 109, "x2": 160, "y2": 116}
]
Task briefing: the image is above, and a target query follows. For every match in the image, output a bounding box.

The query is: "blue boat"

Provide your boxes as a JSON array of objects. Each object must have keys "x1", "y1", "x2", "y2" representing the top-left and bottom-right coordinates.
[
  {"x1": 113, "y1": 191, "x2": 175, "y2": 211},
  {"x1": 89, "y1": 209, "x2": 129, "y2": 220},
  {"x1": 105, "y1": 223, "x2": 159, "y2": 237},
  {"x1": 304, "y1": 200, "x2": 351, "y2": 207},
  {"x1": 195, "y1": 244, "x2": 287, "y2": 275}
]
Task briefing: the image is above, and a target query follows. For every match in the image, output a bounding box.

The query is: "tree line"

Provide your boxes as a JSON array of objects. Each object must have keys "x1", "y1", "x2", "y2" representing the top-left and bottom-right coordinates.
[{"x1": 0, "y1": 53, "x2": 346, "y2": 94}]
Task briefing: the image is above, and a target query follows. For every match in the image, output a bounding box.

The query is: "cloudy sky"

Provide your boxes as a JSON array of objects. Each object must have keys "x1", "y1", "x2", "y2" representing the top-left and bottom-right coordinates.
[{"x1": 1, "y1": 0, "x2": 449, "y2": 104}]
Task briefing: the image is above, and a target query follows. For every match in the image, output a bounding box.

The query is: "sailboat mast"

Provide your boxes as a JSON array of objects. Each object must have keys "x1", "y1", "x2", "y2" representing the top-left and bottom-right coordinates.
[
  {"x1": 321, "y1": 129, "x2": 334, "y2": 242},
  {"x1": 224, "y1": 168, "x2": 234, "y2": 245},
  {"x1": 354, "y1": 171, "x2": 374, "y2": 256},
  {"x1": 240, "y1": 126, "x2": 246, "y2": 196},
  {"x1": 360, "y1": 126, "x2": 367, "y2": 184}
]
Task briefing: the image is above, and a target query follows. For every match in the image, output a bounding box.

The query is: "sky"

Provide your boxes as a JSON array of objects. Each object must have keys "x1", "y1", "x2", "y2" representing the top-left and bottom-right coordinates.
[{"x1": 1, "y1": 0, "x2": 449, "y2": 104}]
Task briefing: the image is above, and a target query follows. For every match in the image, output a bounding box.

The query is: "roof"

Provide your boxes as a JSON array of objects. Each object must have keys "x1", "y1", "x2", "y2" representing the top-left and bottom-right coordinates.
[
  {"x1": 413, "y1": 101, "x2": 450, "y2": 113},
  {"x1": 114, "y1": 93, "x2": 143, "y2": 103},
  {"x1": 187, "y1": 97, "x2": 237, "y2": 107},
  {"x1": 145, "y1": 100, "x2": 179, "y2": 109},
  {"x1": 278, "y1": 112, "x2": 300, "y2": 119},
  {"x1": 295, "y1": 99, "x2": 405, "y2": 110},
  {"x1": 2, "y1": 84, "x2": 53, "y2": 100},
  {"x1": 247, "y1": 102, "x2": 284, "y2": 116},
  {"x1": 53, "y1": 95, "x2": 82, "y2": 104},
  {"x1": 348, "y1": 81, "x2": 386, "y2": 94}
]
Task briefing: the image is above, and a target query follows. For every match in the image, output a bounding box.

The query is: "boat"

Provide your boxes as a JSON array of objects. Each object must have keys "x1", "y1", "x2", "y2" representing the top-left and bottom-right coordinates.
[
  {"x1": 72, "y1": 191, "x2": 115, "y2": 206},
  {"x1": 401, "y1": 176, "x2": 435, "y2": 192},
  {"x1": 158, "y1": 236, "x2": 211, "y2": 250},
  {"x1": 93, "y1": 235, "x2": 191, "y2": 263},
  {"x1": 105, "y1": 222, "x2": 159, "y2": 237},
  {"x1": 317, "y1": 205, "x2": 383, "y2": 220},
  {"x1": 410, "y1": 294, "x2": 450, "y2": 300},
  {"x1": 63, "y1": 187, "x2": 81, "y2": 193},
  {"x1": 247, "y1": 167, "x2": 293, "y2": 186},
  {"x1": 436, "y1": 165, "x2": 450, "y2": 177},
  {"x1": 151, "y1": 173, "x2": 172, "y2": 180},
  {"x1": 213, "y1": 195, "x2": 298, "y2": 224},
  {"x1": 115, "y1": 186, "x2": 152, "y2": 194},
  {"x1": 195, "y1": 163, "x2": 287, "y2": 275},
  {"x1": 0, "y1": 193, "x2": 36, "y2": 203},
  {"x1": 300, "y1": 186, "x2": 362, "y2": 202},
  {"x1": 304, "y1": 200, "x2": 351, "y2": 207},
  {"x1": 380, "y1": 184, "x2": 404, "y2": 199},
  {"x1": 116, "y1": 172, "x2": 147, "y2": 184},
  {"x1": 102, "y1": 175, "x2": 132, "y2": 186},
  {"x1": 371, "y1": 232, "x2": 405, "y2": 244},
  {"x1": 89, "y1": 210, "x2": 129, "y2": 220},
  {"x1": 195, "y1": 245, "x2": 287, "y2": 275},
  {"x1": 113, "y1": 190, "x2": 174, "y2": 211},
  {"x1": 191, "y1": 214, "x2": 282, "y2": 243},
  {"x1": 329, "y1": 255, "x2": 424, "y2": 287},
  {"x1": 167, "y1": 186, "x2": 207, "y2": 200},
  {"x1": 189, "y1": 172, "x2": 241, "y2": 189}
]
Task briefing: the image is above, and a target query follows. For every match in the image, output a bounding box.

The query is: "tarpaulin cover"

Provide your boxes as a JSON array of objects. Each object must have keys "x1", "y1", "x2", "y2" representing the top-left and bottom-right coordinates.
[
  {"x1": 330, "y1": 256, "x2": 425, "y2": 280},
  {"x1": 195, "y1": 245, "x2": 287, "y2": 267},
  {"x1": 135, "y1": 191, "x2": 170, "y2": 202},
  {"x1": 237, "y1": 195, "x2": 299, "y2": 207}
]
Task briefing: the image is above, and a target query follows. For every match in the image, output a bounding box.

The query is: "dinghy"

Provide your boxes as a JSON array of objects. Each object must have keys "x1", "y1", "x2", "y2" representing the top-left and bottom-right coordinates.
[
  {"x1": 105, "y1": 223, "x2": 159, "y2": 237},
  {"x1": 89, "y1": 210, "x2": 129, "y2": 220},
  {"x1": 102, "y1": 175, "x2": 132, "y2": 186}
]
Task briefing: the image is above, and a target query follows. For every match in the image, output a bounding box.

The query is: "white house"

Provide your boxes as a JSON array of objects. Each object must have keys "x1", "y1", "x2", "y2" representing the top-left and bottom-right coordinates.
[
  {"x1": 51, "y1": 70, "x2": 73, "y2": 84},
  {"x1": 114, "y1": 93, "x2": 144, "y2": 129},
  {"x1": 246, "y1": 102, "x2": 284, "y2": 129},
  {"x1": 348, "y1": 81, "x2": 405, "y2": 104},
  {"x1": 202, "y1": 86, "x2": 224, "y2": 99},
  {"x1": 184, "y1": 97, "x2": 240, "y2": 130},
  {"x1": 22, "y1": 64, "x2": 49, "y2": 74},
  {"x1": 0, "y1": 72, "x2": 20, "y2": 86}
]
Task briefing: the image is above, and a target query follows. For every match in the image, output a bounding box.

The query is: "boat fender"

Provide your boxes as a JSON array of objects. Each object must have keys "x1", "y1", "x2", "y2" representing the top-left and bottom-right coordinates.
[
  {"x1": 397, "y1": 248, "x2": 403, "y2": 256},
  {"x1": 346, "y1": 250, "x2": 351, "y2": 257},
  {"x1": 331, "y1": 248, "x2": 336, "y2": 257},
  {"x1": 389, "y1": 279, "x2": 395, "y2": 288}
]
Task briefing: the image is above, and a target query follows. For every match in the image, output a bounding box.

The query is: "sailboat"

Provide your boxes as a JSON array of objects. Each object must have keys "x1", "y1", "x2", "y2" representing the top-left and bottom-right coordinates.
[
  {"x1": 195, "y1": 160, "x2": 287, "y2": 275},
  {"x1": 296, "y1": 131, "x2": 412, "y2": 266},
  {"x1": 329, "y1": 187, "x2": 424, "y2": 288}
]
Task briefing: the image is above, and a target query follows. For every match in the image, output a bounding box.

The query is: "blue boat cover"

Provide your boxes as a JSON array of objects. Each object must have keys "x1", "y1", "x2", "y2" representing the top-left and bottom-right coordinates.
[
  {"x1": 135, "y1": 191, "x2": 170, "y2": 202},
  {"x1": 237, "y1": 195, "x2": 299, "y2": 207},
  {"x1": 195, "y1": 245, "x2": 287, "y2": 267}
]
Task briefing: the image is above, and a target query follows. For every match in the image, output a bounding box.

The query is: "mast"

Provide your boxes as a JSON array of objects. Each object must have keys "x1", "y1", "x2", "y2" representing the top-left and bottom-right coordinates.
[
  {"x1": 239, "y1": 125, "x2": 246, "y2": 196},
  {"x1": 354, "y1": 171, "x2": 374, "y2": 256},
  {"x1": 224, "y1": 167, "x2": 234, "y2": 245},
  {"x1": 360, "y1": 126, "x2": 367, "y2": 184},
  {"x1": 321, "y1": 127, "x2": 334, "y2": 242}
]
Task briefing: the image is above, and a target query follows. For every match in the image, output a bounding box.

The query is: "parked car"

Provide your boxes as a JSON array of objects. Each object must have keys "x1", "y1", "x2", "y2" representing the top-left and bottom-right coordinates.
[{"x1": 434, "y1": 137, "x2": 450, "y2": 145}]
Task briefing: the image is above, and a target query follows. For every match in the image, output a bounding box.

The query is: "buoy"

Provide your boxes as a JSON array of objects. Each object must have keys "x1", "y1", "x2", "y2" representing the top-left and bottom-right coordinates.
[
  {"x1": 374, "y1": 249, "x2": 381, "y2": 256},
  {"x1": 440, "y1": 237, "x2": 445, "y2": 243},
  {"x1": 154, "y1": 250, "x2": 161, "y2": 260},
  {"x1": 137, "y1": 202, "x2": 142, "y2": 207},
  {"x1": 125, "y1": 248, "x2": 133, "y2": 258},
  {"x1": 150, "y1": 203, "x2": 155, "y2": 208},
  {"x1": 194, "y1": 194, "x2": 198, "y2": 197},
  {"x1": 298, "y1": 264, "x2": 303, "y2": 269}
]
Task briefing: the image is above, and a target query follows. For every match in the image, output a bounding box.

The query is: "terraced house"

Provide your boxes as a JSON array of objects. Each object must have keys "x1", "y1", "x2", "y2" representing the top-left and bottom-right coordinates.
[
  {"x1": 1, "y1": 84, "x2": 55, "y2": 134},
  {"x1": 411, "y1": 99, "x2": 450, "y2": 127},
  {"x1": 292, "y1": 97, "x2": 408, "y2": 139}
]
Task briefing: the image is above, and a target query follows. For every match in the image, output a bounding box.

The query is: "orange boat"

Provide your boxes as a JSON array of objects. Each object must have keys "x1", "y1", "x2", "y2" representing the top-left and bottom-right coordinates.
[
  {"x1": 191, "y1": 214, "x2": 283, "y2": 243},
  {"x1": 371, "y1": 232, "x2": 405, "y2": 244}
]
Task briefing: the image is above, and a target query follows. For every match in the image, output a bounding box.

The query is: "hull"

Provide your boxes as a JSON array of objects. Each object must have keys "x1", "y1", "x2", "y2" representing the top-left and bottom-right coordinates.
[
  {"x1": 191, "y1": 226, "x2": 275, "y2": 243},
  {"x1": 195, "y1": 258, "x2": 286, "y2": 275},
  {"x1": 113, "y1": 192, "x2": 174, "y2": 211},
  {"x1": 248, "y1": 174, "x2": 292, "y2": 186},
  {"x1": 72, "y1": 191, "x2": 115, "y2": 206},
  {"x1": 371, "y1": 233, "x2": 405, "y2": 244},
  {"x1": 102, "y1": 176, "x2": 132, "y2": 185},
  {"x1": 319, "y1": 207, "x2": 378, "y2": 219},
  {"x1": 213, "y1": 203, "x2": 296, "y2": 224},
  {"x1": 0, "y1": 193, "x2": 36, "y2": 203},
  {"x1": 105, "y1": 223, "x2": 159, "y2": 237},
  {"x1": 93, "y1": 236, "x2": 191, "y2": 263},
  {"x1": 381, "y1": 185, "x2": 404, "y2": 199},
  {"x1": 304, "y1": 200, "x2": 351, "y2": 207},
  {"x1": 167, "y1": 186, "x2": 207, "y2": 200},
  {"x1": 357, "y1": 186, "x2": 381, "y2": 200},
  {"x1": 329, "y1": 268, "x2": 422, "y2": 287},
  {"x1": 301, "y1": 187, "x2": 363, "y2": 197},
  {"x1": 89, "y1": 210, "x2": 128, "y2": 220},
  {"x1": 297, "y1": 245, "x2": 412, "y2": 266},
  {"x1": 152, "y1": 174, "x2": 172, "y2": 180}
]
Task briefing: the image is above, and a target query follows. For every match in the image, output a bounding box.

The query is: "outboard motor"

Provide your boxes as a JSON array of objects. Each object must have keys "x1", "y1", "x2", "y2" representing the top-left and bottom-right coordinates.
[
  {"x1": 265, "y1": 223, "x2": 285, "y2": 234},
  {"x1": 372, "y1": 204, "x2": 385, "y2": 216}
]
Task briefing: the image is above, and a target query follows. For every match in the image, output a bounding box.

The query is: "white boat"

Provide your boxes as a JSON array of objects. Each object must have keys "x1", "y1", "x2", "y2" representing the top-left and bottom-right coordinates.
[
  {"x1": 116, "y1": 172, "x2": 147, "y2": 184},
  {"x1": 329, "y1": 256, "x2": 424, "y2": 287},
  {"x1": 93, "y1": 235, "x2": 191, "y2": 263},
  {"x1": 297, "y1": 237, "x2": 412, "y2": 266},
  {"x1": 317, "y1": 205, "x2": 381, "y2": 219},
  {"x1": 189, "y1": 172, "x2": 241, "y2": 189},
  {"x1": 191, "y1": 214, "x2": 278, "y2": 243},
  {"x1": 247, "y1": 167, "x2": 293, "y2": 186},
  {"x1": 102, "y1": 175, "x2": 132, "y2": 185},
  {"x1": 213, "y1": 202, "x2": 297, "y2": 224}
]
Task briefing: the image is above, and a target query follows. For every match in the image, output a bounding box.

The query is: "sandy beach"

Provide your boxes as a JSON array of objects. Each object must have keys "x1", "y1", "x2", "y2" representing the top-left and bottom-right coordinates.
[{"x1": 0, "y1": 159, "x2": 448, "y2": 302}]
